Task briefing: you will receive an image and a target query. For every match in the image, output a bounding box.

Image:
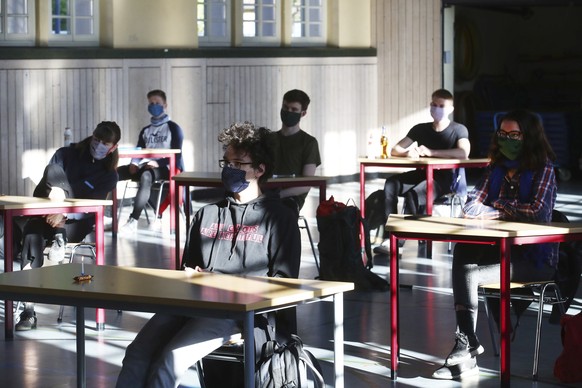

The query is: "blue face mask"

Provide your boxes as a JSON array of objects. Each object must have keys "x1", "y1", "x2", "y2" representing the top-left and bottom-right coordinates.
[
  {"x1": 221, "y1": 166, "x2": 250, "y2": 193},
  {"x1": 148, "y1": 103, "x2": 164, "y2": 117},
  {"x1": 90, "y1": 138, "x2": 111, "y2": 160}
]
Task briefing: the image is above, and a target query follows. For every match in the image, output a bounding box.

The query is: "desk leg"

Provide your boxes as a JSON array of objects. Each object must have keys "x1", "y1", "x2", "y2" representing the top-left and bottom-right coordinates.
[
  {"x1": 169, "y1": 157, "x2": 176, "y2": 235},
  {"x1": 174, "y1": 183, "x2": 182, "y2": 269},
  {"x1": 243, "y1": 312, "x2": 255, "y2": 388},
  {"x1": 76, "y1": 306, "x2": 86, "y2": 388},
  {"x1": 111, "y1": 188, "x2": 118, "y2": 235},
  {"x1": 4, "y1": 211, "x2": 14, "y2": 339},
  {"x1": 389, "y1": 233, "x2": 399, "y2": 380},
  {"x1": 359, "y1": 163, "x2": 367, "y2": 265},
  {"x1": 94, "y1": 207, "x2": 105, "y2": 331},
  {"x1": 500, "y1": 239, "x2": 511, "y2": 386},
  {"x1": 334, "y1": 293, "x2": 345, "y2": 388}
]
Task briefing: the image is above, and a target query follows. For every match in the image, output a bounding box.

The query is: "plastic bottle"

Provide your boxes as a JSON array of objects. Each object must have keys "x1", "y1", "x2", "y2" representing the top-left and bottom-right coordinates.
[
  {"x1": 367, "y1": 133, "x2": 375, "y2": 159},
  {"x1": 64, "y1": 127, "x2": 72, "y2": 146},
  {"x1": 380, "y1": 126, "x2": 388, "y2": 159}
]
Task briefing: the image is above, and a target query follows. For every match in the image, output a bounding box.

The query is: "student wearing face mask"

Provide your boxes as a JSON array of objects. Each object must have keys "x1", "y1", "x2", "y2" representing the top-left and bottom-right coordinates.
[
  {"x1": 117, "y1": 89, "x2": 184, "y2": 234},
  {"x1": 269, "y1": 89, "x2": 321, "y2": 212},
  {"x1": 374, "y1": 89, "x2": 471, "y2": 254},
  {"x1": 116, "y1": 122, "x2": 300, "y2": 388},
  {"x1": 14, "y1": 121, "x2": 121, "y2": 331},
  {"x1": 432, "y1": 109, "x2": 557, "y2": 380}
]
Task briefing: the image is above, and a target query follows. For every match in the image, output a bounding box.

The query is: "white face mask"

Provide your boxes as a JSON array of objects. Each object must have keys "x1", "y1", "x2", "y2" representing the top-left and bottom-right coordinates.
[
  {"x1": 430, "y1": 105, "x2": 447, "y2": 122},
  {"x1": 90, "y1": 138, "x2": 112, "y2": 160}
]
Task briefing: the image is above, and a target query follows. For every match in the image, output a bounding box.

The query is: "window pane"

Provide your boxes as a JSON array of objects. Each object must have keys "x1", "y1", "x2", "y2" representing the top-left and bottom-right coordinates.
[
  {"x1": 75, "y1": 0, "x2": 93, "y2": 17},
  {"x1": 209, "y1": 2, "x2": 225, "y2": 18},
  {"x1": 53, "y1": 0, "x2": 70, "y2": 16},
  {"x1": 7, "y1": 16, "x2": 27, "y2": 34},
  {"x1": 7, "y1": 0, "x2": 27, "y2": 14},
  {"x1": 262, "y1": 21, "x2": 275, "y2": 36},
  {"x1": 209, "y1": 22, "x2": 226, "y2": 37},
  {"x1": 263, "y1": 6, "x2": 275, "y2": 21},
  {"x1": 309, "y1": 24, "x2": 320, "y2": 37},
  {"x1": 243, "y1": 21, "x2": 256, "y2": 37},
  {"x1": 308, "y1": 0, "x2": 321, "y2": 6},
  {"x1": 52, "y1": 18, "x2": 70, "y2": 35},
  {"x1": 75, "y1": 18, "x2": 92, "y2": 35},
  {"x1": 309, "y1": 8, "x2": 320, "y2": 21}
]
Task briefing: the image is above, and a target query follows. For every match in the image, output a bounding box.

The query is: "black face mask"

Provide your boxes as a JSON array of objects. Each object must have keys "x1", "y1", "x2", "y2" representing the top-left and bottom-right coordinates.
[{"x1": 280, "y1": 109, "x2": 302, "y2": 127}]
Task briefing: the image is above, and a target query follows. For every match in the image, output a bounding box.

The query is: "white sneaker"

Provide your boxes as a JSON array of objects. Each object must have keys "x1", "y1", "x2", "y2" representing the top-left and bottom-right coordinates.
[
  {"x1": 119, "y1": 218, "x2": 138, "y2": 235},
  {"x1": 48, "y1": 233, "x2": 66, "y2": 263}
]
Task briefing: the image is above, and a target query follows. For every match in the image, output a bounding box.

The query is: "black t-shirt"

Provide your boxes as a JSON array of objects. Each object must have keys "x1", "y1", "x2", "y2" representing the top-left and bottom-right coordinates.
[{"x1": 407, "y1": 121, "x2": 469, "y2": 150}]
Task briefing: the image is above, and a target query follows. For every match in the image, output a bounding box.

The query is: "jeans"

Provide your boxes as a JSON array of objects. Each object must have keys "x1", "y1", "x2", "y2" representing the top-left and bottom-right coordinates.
[{"x1": 116, "y1": 314, "x2": 239, "y2": 388}]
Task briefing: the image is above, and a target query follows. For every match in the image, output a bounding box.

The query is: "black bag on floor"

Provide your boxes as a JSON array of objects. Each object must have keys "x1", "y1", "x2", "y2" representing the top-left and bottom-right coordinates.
[
  {"x1": 365, "y1": 189, "x2": 387, "y2": 231},
  {"x1": 316, "y1": 196, "x2": 389, "y2": 291}
]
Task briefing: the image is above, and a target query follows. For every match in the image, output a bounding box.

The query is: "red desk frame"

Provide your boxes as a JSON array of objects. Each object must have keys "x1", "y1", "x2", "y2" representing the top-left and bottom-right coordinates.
[
  {"x1": 1, "y1": 196, "x2": 110, "y2": 339},
  {"x1": 385, "y1": 215, "x2": 582, "y2": 386},
  {"x1": 112, "y1": 148, "x2": 180, "y2": 234}
]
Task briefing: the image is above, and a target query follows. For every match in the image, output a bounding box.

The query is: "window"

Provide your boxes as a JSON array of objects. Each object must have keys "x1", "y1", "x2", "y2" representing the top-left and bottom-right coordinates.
[
  {"x1": 0, "y1": 0, "x2": 35, "y2": 45},
  {"x1": 291, "y1": 0, "x2": 325, "y2": 44},
  {"x1": 197, "y1": 0, "x2": 230, "y2": 46},
  {"x1": 50, "y1": 0, "x2": 98, "y2": 45},
  {"x1": 242, "y1": 0, "x2": 279, "y2": 45}
]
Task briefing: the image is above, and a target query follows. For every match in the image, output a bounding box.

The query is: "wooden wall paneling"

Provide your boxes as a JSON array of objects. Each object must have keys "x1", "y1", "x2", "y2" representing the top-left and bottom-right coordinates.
[
  {"x1": 169, "y1": 62, "x2": 203, "y2": 171},
  {"x1": 126, "y1": 63, "x2": 163, "y2": 146},
  {"x1": 0, "y1": 70, "x2": 7, "y2": 192}
]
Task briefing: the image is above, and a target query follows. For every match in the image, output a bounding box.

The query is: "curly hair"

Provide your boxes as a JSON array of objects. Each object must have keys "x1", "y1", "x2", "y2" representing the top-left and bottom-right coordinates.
[
  {"x1": 218, "y1": 121, "x2": 275, "y2": 184},
  {"x1": 489, "y1": 109, "x2": 556, "y2": 170}
]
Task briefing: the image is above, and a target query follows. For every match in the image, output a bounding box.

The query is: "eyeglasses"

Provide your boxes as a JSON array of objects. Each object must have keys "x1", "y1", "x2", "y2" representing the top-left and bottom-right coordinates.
[
  {"x1": 496, "y1": 130, "x2": 523, "y2": 140},
  {"x1": 218, "y1": 159, "x2": 254, "y2": 169}
]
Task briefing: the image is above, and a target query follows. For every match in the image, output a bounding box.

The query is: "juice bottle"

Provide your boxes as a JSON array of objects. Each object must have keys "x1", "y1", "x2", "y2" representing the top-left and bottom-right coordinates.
[{"x1": 380, "y1": 126, "x2": 388, "y2": 159}]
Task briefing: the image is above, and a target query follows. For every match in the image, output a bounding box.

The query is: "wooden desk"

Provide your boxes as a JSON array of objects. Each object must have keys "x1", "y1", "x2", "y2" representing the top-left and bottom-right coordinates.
[
  {"x1": 0, "y1": 195, "x2": 111, "y2": 338},
  {"x1": 113, "y1": 148, "x2": 181, "y2": 234},
  {"x1": 0, "y1": 264, "x2": 354, "y2": 388},
  {"x1": 172, "y1": 172, "x2": 329, "y2": 269},
  {"x1": 359, "y1": 157, "x2": 489, "y2": 257},
  {"x1": 385, "y1": 214, "x2": 582, "y2": 386}
]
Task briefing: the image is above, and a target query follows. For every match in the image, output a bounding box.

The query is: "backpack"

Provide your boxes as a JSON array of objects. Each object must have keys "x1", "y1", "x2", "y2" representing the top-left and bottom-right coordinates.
[
  {"x1": 364, "y1": 190, "x2": 387, "y2": 231},
  {"x1": 255, "y1": 334, "x2": 325, "y2": 388},
  {"x1": 316, "y1": 196, "x2": 389, "y2": 291},
  {"x1": 554, "y1": 311, "x2": 582, "y2": 383}
]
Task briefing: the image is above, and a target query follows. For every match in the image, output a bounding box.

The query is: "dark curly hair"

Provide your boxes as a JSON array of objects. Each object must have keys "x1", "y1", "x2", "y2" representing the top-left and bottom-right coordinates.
[
  {"x1": 489, "y1": 109, "x2": 556, "y2": 171},
  {"x1": 218, "y1": 122, "x2": 275, "y2": 184}
]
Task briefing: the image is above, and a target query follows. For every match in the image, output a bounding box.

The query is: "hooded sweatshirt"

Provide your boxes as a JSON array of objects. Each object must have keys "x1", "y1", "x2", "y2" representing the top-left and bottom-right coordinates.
[{"x1": 181, "y1": 192, "x2": 301, "y2": 279}]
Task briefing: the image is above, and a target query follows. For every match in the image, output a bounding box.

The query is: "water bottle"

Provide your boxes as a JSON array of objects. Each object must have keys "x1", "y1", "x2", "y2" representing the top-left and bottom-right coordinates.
[
  {"x1": 380, "y1": 126, "x2": 389, "y2": 159},
  {"x1": 64, "y1": 127, "x2": 72, "y2": 146}
]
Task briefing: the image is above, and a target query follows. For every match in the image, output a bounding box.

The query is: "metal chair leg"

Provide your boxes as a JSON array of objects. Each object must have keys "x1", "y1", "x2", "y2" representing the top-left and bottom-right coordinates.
[{"x1": 300, "y1": 216, "x2": 320, "y2": 275}]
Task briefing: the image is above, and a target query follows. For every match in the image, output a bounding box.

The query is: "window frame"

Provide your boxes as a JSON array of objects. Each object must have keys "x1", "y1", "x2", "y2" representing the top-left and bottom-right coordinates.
[
  {"x1": 290, "y1": 0, "x2": 326, "y2": 46},
  {"x1": 0, "y1": 0, "x2": 35, "y2": 46},
  {"x1": 48, "y1": 0, "x2": 99, "y2": 46},
  {"x1": 197, "y1": 0, "x2": 232, "y2": 47},
  {"x1": 240, "y1": 0, "x2": 280, "y2": 46}
]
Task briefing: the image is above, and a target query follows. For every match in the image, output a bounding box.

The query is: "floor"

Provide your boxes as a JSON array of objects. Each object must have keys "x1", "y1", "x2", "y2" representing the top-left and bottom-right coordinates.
[{"x1": 1, "y1": 175, "x2": 581, "y2": 388}]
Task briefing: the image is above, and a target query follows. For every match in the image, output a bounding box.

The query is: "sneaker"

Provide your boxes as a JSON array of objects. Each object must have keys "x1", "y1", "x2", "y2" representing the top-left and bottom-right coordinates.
[
  {"x1": 119, "y1": 218, "x2": 138, "y2": 235},
  {"x1": 432, "y1": 357, "x2": 479, "y2": 380},
  {"x1": 373, "y1": 240, "x2": 390, "y2": 255},
  {"x1": 48, "y1": 233, "x2": 66, "y2": 264},
  {"x1": 103, "y1": 216, "x2": 113, "y2": 232},
  {"x1": 15, "y1": 311, "x2": 37, "y2": 331},
  {"x1": 445, "y1": 332, "x2": 484, "y2": 366}
]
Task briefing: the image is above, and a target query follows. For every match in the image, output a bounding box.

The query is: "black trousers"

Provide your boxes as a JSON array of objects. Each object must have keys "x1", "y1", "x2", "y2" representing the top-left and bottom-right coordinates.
[{"x1": 117, "y1": 164, "x2": 169, "y2": 220}]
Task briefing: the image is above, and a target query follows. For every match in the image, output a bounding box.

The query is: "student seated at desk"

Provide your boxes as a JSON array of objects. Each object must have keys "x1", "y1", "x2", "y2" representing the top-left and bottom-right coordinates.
[
  {"x1": 117, "y1": 89, "x2": 184, "y2": 234},
  {"x1": 375, "y1": 88, "x2": 470, "y2": 253},
  {"x1": 270, "y1": 89, "x2": 321, "y2": 212},
  {"x1": 116, "y1": 121, "x2": 301, "y2": 388},
  {"x1": 432, "y1": 109, "x2": 558, "y2": 380},
  {"x1": 15, "y1": 121, "x2": 121, "y2": 331}
]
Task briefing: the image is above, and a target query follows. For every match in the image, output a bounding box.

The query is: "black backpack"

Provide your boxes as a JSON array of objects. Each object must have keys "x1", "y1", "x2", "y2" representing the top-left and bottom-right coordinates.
[
  {"x1": 316, "y1": 196, "x2": 389, "y2": 291},
  {"x1": 365, "y1": 189, "x2": 387, "y2": 231}
]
